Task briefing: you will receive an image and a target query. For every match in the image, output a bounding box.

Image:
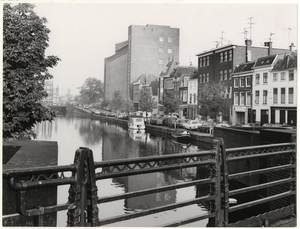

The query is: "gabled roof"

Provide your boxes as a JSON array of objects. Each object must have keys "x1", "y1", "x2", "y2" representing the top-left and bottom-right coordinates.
[
  {"x1": 170, "y1": 66, "x2": 197, "y2": 78},
  {"x1": 272, "y1": 52, "x2": 297, "y2": 71},
  {"x1": 233, "y1": 62, "x2": 255, "y2": 74},
  {"x1": 159, "y1": 59, "x2": 174, "y2": 77},
  {"x1": 254, "y1": 55, "x2": 277, "y2": 68}
]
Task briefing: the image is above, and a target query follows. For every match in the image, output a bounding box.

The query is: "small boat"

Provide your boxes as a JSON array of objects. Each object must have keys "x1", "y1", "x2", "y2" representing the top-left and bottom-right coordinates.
[
  {"x1": 171, "y1": 130, "x2": 191, "y2": 143},
  {"x1": 128, "y1": 117, "x2": 145, "y2": 130}
]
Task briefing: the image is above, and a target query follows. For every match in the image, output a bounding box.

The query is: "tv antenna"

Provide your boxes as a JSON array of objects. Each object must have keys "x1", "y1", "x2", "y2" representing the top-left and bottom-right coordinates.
[
  {"x1": 269, "y1": 33, "x2": 275, "y2": 42},
  {"x1": 247, "y1": 17, "x2": 254, "y2": 40},
  {"x1": 214, "y1": 41, "x2": 220, "y2": 48},
  {"x1": 244, "y1": 28, "x2": 248, "y2": 40},
  {"x1": 288, "y1": 27, "x2": 292, "y2": 45},
  {"x1": 220, "y1": 31, "x2": 225, "y2": 46}
]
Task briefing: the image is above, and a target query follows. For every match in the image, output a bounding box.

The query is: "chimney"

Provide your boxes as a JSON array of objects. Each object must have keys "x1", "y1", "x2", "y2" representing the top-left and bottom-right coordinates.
[
  {"x1": 245, "y1": 39, "x2": 252, "y2": 62},
  {"x1": 289, "y1": 43, "x2": 296, "y2": 51},
  {"x1": 264, "y1": 41, "x2": 272, "y2": 55}
]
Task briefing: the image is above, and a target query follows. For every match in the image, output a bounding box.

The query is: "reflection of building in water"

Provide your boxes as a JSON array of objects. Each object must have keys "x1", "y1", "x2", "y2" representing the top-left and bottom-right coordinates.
[
  {"x1": 34, "y1": 121, "x2": 53, "y2": 139},
  {"x1": 128, "y1": 130, "x2": 146, "y2": 141}
]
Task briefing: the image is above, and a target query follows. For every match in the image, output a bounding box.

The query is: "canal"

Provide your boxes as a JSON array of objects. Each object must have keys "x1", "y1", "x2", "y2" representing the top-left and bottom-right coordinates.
[{"x1": 34, "y1": 112, "x2": 213, "y2": 227}]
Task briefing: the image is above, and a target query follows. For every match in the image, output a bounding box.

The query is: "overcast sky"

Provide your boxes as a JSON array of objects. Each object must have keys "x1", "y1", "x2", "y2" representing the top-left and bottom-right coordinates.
[{"x1": 18, "y1": 1, "x2": 299, "y2": 95}]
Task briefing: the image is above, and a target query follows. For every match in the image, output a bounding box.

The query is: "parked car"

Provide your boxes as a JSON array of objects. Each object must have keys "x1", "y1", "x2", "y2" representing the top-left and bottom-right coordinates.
[
  {"x1": 94, "y1": 110, "x2": 101, "y2": 115},
  {"x1": 216, "y1": 123, "x2": 231, "y2": 127},
  {"x1": 117, "y1": 112, "x2": 127, "y2": 119},
  {"x1": 171, "y1": 113, "x2": 179, "y2": 118},
  {"x1": 175, "y1": 119, "x2": 189, "y2": 129},
  {"x1": 150, "y1": 114, "x2": 160, "y2": 125},
  {"x1": 183, "y1": 120, "x2": 203, "y2": 130}
]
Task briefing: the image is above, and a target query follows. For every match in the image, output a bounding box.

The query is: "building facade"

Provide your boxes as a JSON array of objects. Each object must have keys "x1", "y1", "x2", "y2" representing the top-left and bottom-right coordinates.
[
  {"x1": 42, "y1": 80, "x2": 54, "y2": 106},
  {"x1": 187, "y1": 75, "x2": 198, "y2": 119},
  {"x1": 196, "y1": 40, "x2": 290, "y2": 121},
  {"x1": 104, "y1": 24, "x2": 180, "y2": 101}
]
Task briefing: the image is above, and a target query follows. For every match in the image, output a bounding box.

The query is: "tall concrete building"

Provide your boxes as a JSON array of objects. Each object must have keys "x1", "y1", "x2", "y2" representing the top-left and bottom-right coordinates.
[{"x1": 104, "y1": 24, "x2": 180, "y2": 101}]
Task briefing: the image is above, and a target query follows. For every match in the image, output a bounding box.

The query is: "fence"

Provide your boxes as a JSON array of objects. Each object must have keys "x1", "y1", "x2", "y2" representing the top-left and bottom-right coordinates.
[{"x1": 2, "y1": 139, "x2": 296, "y2": 227}]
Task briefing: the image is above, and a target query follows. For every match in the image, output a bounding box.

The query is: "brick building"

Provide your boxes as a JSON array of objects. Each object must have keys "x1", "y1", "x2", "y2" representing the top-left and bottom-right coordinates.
[
  {"x1": 104, "y1": 24, "x2": 179, "y2": 101},
  {"x1": 196, "y1": 39, "x2": 289, "y2": 121}
]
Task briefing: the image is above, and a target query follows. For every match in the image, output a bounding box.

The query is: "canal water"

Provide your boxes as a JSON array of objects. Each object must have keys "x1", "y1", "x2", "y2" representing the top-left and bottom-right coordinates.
[{"x1": 34, "y1": 112, "x2": 212, "y2": 227}]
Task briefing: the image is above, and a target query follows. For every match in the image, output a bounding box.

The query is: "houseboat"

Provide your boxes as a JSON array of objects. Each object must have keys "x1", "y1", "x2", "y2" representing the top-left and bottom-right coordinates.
[{"x1": 128, "y1": 117, "x2": 145, "y2": 130}]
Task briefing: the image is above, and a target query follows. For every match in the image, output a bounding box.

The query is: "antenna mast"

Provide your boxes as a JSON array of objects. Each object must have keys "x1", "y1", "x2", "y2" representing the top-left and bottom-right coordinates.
[
  {"x1": 220, "y1": 31, "x2": 225, "y2": 46},
  {"x1": 269, "y1": 33, "x2": 275, "y2": 42},
  {"x1": 247, "y1": 17, "x2": 254, "y2": 40},
  {"x1": 288, "y1": 27, "x2": 292, "y2": 45}
]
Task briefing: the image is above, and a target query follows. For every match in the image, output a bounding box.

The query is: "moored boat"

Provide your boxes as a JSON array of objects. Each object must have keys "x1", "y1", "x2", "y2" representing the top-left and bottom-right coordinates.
[
  {"x1": 128, "y1": 117, "x2": 145, "y2": 130},
  {"x1": 171, "y1": 130, "x2": 191, "y2": 143}
]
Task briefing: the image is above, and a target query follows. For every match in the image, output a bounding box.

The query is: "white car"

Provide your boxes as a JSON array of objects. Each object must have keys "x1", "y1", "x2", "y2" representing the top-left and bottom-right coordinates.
[
  {"x1": 183, "y1": 120, "x2": 203, "y2": 130},
  {"x1": 215, "y1": 123, "x2": 230, "y2": 127}
]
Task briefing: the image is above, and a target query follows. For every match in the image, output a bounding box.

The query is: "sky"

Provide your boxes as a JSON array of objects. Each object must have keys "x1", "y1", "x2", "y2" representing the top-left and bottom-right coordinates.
[{"x1": 5, "y1": 1, "x2": 299, "y2": 96}]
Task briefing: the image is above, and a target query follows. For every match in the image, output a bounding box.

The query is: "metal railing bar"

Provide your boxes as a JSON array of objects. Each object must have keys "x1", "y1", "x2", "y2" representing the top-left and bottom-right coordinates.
[
  {"x1": 9, "y1": 177, "x2": 75, "y2": 190},
  {"x1": 3, "y1": 164, "x2": 77, "y2": 177},
  {"x1": 229, "y1": 177, "x2": 296, "y2": 196},
  {"x1": 228, "y1": 164, "x2": 295, "y2": 180},
  {"x1": 228, "y1": 190, "x2": 296, "y2": 213},
  {"x1": 94, "y1": 150, "x2": 216, "y2": 168},
  {"x1": 96, "y1": 160, "x2": 215, "y2": 180},
  {"x1": 97, "y1": 194, "x2": 215, "y2": 226},
  {"x1": 97, "y1": 177, "x2": 215, "y2": 204},
  {"x1": 227, "y1": 149, "x2": 294, "y2": 162},
  {"x1": 226, "y1": 143, "x2": 294, "y2": 153},
  {"x1": 20, "y1": 202, "x2": 75, "y2": 217},
  {"x1": 159, "y1": 212, "x2": 215, "y2": 227}
]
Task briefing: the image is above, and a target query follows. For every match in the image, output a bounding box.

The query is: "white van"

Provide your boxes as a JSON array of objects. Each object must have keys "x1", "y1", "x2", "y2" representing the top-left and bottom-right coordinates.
[{"x1": 128, "y1": 117, "x2": 145, "y2": 130}]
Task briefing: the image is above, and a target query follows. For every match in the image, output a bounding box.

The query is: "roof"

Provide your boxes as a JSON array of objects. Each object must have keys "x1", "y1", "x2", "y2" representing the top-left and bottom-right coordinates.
[
  {"x1": 272, "y1": 52, "x2": 297, "y2": 71},
  {"x1": 254, "y1": 55, "x2": 277, "y2": 68},
  {"x1": 133, "y1": 74, "x2": 157, "y2": 85},
  {"x1": 159, "y1": 59, "x2": 174, "y2": 77},
  {"x1": 233, "y1": 62, "x2": 255, "y2": 74},
  {"x1": 170, "y1": 66, "x2": 197, "y2": 78}
]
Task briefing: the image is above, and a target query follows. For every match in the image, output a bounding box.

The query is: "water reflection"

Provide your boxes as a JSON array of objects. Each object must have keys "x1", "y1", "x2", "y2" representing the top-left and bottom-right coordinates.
[{"x1": 34, "y1": 114, "x2": 210, "y2": 226}]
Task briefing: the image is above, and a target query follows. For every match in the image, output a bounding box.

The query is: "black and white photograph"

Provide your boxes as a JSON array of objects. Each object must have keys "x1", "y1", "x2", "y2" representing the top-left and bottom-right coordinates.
[{"x1": 2, "y1": 0, "x2": 297, "y2": 227}]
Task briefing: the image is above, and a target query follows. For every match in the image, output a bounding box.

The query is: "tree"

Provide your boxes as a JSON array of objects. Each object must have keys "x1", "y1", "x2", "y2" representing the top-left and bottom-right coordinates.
[
  {"x1": 100, "y1": 99, "x2": 110, "y2": 110},
  {"x1": 163, "y1": 90, "x2": 181, "y2": 114},
  {"x1": 110, "y1": 90, "x2": 123, "y2": 111},
  {"x1": 198, "y1": 82, "x2": 230, "y2": 120},
  {"x1": 79, "y1": 77, "x2": 103, "y2": 104},
  {"x1": 3, "y1": 3, "x2": 60, "y2": 140},
  {"x1": 138, "y1": 88, "x2": 157, "y2": 113}
]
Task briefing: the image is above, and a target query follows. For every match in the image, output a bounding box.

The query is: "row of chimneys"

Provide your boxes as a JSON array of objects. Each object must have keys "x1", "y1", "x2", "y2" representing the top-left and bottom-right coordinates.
[{"x1": 245, "y1": 39, "x2": 296, "y2": 62}]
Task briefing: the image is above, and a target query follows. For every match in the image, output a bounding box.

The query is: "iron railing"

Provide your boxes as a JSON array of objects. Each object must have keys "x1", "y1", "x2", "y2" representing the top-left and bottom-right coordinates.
[{"x1": 3, "y1": 140, "x2": 296, "y2": 227}]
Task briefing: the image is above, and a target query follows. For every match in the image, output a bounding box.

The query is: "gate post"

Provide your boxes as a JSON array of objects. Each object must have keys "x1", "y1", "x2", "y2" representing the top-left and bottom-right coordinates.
[{"x1": 67, "y1": 147, "x2": 99, "y2": 226}]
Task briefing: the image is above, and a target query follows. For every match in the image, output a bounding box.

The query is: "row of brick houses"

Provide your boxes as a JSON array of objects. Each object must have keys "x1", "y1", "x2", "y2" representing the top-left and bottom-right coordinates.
[{"x1": 161, "y1": 41, "x2": 297, "y2": 126}]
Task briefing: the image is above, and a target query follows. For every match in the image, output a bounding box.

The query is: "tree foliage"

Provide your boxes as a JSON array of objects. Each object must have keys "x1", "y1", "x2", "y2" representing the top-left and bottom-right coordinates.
[
  {"x1": 198, "y1": 82, "x2": 230, "y2": 119},
  {"x1": 163, "y1": 90, "x2": 180, "y2": 114},
  {"x1": 138, "y1": 88, "x2": 157, "y2": 112},
  {"x1": 79, "y1": 77, "x2": 104, "y2": 104},
  {"x1": 3, "y1": 3, "x2": 60, "y2": 140},
  {"x1": 110, "y1": 90, "x2": 123, "y2": 111}
]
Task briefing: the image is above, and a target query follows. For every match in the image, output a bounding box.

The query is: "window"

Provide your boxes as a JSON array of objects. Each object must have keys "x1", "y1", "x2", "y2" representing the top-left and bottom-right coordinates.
[
  {"x1": 255, "y1": 74, "x2": 260, "y2": 84},
  {"x1": 228, "y1": 69, "x2": 232, "y2": 79},
  {"x1": 224, "y1": 51, "x2": 228, "y2": 62},
  {"x1": 289, "y1": 70, "x2": 294, "y2": 81},
  {"x1": 273, "y1": 73, "x2": 278, "y2": 81},
  {"x1": 246, "y1": 77, "x2": 251, "y2": 86},
  {"x1": 199, "y1": 74, "x2": 202, "y2": 83},
  {"x1": 189, "y1": 93, "x2": 192, "y2": 103},
  {"x1": 203, "y1": 75, "x2": 206, "y2": 83},
  {"x1": 273, "y1": 88, "x2": 278, "y2": 104},
  {"x1": 263, "y1": 90, "x2": 267, "y2": 104},
  {"x1": 234, "y1": 92, "x2": 239, "y2": 105},
  {"x1": 220, "y1": 70, "x2": 223, "y2": 81},
  {"x1": 263, "y1": 73, "x2": 268, "y2": 83},
  {"x1": 159, "y1": 36, "x2": 164, "y2": 42},
  {"x1": 183, "y1": 90, "x2": 187, "y2": 102},
  {"x1": 255, "y1": 91, "x2": 259, "y2": 104},
  {"x1": 240, "y1": 78, "x2": 245, "y2": 87},
  {"x1": 159, "y1": 47, "x2": 164, "y2": 53},
  {"x1": 234, "y1": 78, "x2": 239, "y2": 87},
  {"x1": 281, "y1": 72, "x2": 286, "y2": 80},
  {"x1": 246, "y1": 91, "x2": 251, "y2": 106},
  {"x1": 227, "y1": 87, "x2": 232, "y2": 99},
  {"x1": 240, "y1": 92, "x2": 245, "y2": 105},
  {"x1": 229, "y1": 50, "x2": 232, "y2": 61},
  {"x1": 203, "y1": 57, "x2": 206, "y2": 67},
  {"x1": 289, "y1": 88, "x2": 294, "y2": 104},
  {"x1": 193, "y1": 93, "x2": 196, "y2": 103},
  {"x1": 281, "y1": 88, "x2": 285, "y2": 104},
  {"x1": 199, "y1": 58, "x2": 202, "y2": 67},
  {"x1": 224, "y1": 70, "x2": 228, "y2": 80},
  {"x1": 206, "y1": 73, "x2": 209, "y2": 82},
  {"x1": 167, "y1": 48, "x2": 172, "y2": 54},
  {"x1": 159, "y1": 59, "x2": 164, "y2": 65},
  {"x1": 207, "y1": 56, "x2": 209, "y2": 66},
  {"x1": 220, "y1": 52, "x2": 223, "y2": 63},
  {"x1": 168, "y1": 37, "x2": 173, "y2": 42}
]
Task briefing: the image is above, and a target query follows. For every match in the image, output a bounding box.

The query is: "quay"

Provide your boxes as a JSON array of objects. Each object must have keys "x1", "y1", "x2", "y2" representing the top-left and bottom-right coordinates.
[{"x1": 2, "y1": 105, "x2": 296, "y2": 227}]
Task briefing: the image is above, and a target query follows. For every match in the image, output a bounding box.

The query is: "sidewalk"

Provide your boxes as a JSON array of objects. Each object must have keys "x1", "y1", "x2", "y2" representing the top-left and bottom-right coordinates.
[{"x1": 270, "y1": 217, "x2": 296, "y2": 227}]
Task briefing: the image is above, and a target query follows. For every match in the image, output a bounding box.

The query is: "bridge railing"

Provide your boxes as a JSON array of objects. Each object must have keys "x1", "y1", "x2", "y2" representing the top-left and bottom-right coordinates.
[{"x1": 3, "y1": 140, "x2": 296, "y2": 227}]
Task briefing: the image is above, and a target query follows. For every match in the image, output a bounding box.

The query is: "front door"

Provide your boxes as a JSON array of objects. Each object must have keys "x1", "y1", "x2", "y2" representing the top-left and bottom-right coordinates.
[
  {"x1": 261, "y1": 110, "x2": 269, "y2": 126},
  {"x1": 280, "y1": 110, "x2": 286, "y2": 124}
]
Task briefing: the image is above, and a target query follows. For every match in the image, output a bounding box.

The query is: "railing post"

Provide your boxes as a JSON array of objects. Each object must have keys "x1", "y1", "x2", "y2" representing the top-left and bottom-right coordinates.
[{"x1": 67, "y1": 147, "x2": 99, "y2": 226}]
